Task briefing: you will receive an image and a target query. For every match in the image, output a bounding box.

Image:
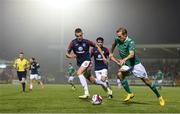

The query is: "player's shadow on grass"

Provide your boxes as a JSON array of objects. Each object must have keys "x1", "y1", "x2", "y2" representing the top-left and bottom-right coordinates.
[
  {"x1": 79, "y1": 98, "x2": 92, "y2": 102},
  {"x1": 123, "y1": 101, "x2": 150, "y2": 106}
]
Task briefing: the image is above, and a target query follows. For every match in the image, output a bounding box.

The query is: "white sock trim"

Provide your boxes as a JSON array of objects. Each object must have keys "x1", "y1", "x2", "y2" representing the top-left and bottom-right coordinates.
[{"x1": 78, "y1": 74, "x2": 89, "y2": 94}]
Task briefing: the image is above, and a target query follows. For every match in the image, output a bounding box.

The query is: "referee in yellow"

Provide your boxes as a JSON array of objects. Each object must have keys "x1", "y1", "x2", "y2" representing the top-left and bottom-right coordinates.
[{"x1": 13, "y1": 52, "x2": 29, "y2": 92}]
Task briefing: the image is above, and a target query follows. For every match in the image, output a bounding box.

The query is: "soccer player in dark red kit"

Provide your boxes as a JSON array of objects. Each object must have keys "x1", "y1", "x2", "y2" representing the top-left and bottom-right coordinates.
[{"x1": 66, "y1": 28, "x2": 107, "y2": 99}]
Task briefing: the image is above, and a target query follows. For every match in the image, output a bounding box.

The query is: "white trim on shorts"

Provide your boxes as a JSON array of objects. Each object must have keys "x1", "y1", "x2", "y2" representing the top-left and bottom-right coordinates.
[
  {"x1": 30, "y1": 74, "x2": 39, "y2": 80},
  {"x1": 157, "y1": 80, "x2": 163, "y2": 83},
  {"x1": 95, "y1": 69, "x2": 108, "y2": 80},
  {"x1": 68, "y1": 76, "x2": 75, "y2": 82},
  {"x1": 37, "y1": 75, "x2": 41, "y2": 80},
  {"x1": 120, "y1": 63, "x2": 148, "y2": 79},
  {"x1": 81, "y1": 61, "x2": 92, "y2": 68}
]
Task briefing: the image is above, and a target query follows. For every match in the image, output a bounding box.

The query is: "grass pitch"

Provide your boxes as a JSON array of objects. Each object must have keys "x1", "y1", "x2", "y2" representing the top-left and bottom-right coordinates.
[{"x1": 0, "y1": 84, "x2": 180, "y2": 113}]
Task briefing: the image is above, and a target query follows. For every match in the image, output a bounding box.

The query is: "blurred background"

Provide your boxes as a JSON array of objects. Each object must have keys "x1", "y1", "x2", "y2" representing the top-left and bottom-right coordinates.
[{"x1": 0, "y1": 0, "x2": 180, "y2": 86}]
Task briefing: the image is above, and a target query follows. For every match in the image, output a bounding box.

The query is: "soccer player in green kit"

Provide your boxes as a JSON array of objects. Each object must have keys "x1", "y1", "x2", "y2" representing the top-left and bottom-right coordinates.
[
  {"x1": 155, "y1": 70, "x2": 164, "y2": 90},
  {"x1": 109, "y1": 27, "x2": 165, "y2": 106},
  {"x1": 66, "y1": 63, "x2": 76, "y2": 90}
]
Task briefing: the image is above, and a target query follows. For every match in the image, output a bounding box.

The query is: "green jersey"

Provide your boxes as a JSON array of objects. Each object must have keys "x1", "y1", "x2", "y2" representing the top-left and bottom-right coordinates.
[
  {"x1": 114, "y1": 36, "x2": 140, "y2": 67},
  {"x1": 67, "y1": 66, "x2": 75, "y2": 76},
  {"x1": 156, "y1": 71, "x2": 164, "y2": 80}
]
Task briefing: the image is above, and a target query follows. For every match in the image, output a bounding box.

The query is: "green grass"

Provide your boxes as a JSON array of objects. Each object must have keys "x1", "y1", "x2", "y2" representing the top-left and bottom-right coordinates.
[{"x1": 0, "y1": 84, "x2": 180, "y2": 113}]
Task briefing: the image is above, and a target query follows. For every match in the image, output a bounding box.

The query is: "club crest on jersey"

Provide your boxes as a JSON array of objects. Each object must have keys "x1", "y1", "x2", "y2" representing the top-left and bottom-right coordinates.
[
  {"x1": 76, "y1": 46, "x2": 85, "y2": 53},
  {"x1": 124, "y1": 44, "x2": 127, "y2": 47},
  {"x1": 78, "y1": 46, "x2": 83, "y2": 51},
  {"x1": 83, "y1": 43, "x2": 86, "y2": 47},
  {"x1": 96, "y1": 54, "x2": 103, "y2": 60},
  {"x1": 98, "y1": 54, "x2": 102, "y2": 58}
]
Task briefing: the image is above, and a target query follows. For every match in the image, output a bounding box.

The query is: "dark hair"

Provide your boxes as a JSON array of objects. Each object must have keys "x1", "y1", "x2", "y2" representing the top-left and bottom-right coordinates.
[
  {"x1": 75, "y1": 28, "x2": 82, "y2": 33},
  {"x1": 96, "y1": 37, "x2": 104, "y2": 42},
  {"x1": 31, "y1": 57, "x2": 35, "y2": 61},
  {"x1": 19, "y1": 52, "x2": 24, "y2": 54},
  {"x1": 116, "y1": 27, "x2": 127, "y2": 35},
  {"x1": 69, "y1": 63, "x2": 72, "y2": 65}
]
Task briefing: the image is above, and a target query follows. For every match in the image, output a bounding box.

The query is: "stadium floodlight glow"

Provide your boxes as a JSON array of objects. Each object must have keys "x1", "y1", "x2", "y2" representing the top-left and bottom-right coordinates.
[
  {"x1": 41, "y1": 0, "x2": 83, "y2": 10},
  {"x1": 0, "y1": 64, "x2": 7, "y2": 69}
]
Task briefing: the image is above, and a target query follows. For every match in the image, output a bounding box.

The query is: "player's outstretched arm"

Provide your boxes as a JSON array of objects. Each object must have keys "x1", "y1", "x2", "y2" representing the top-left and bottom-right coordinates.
[
  {"x1": 13, "y1": 59, "x2": 18, "y2": 70},
  {"x1": 25, "y1": 60, "x2": 29, "y2": 71},
  {"x1": 66, "y1": 52, "x2": 76, "y2": 59},
  {"x1": 119, "y1": 40, "x2": 135, "y2": 65},
  {"x1": 109, "y1": 54, "x2": 120, "y2": 66},
  {"x1": 110, "y1": 40, "x2": 117, "y2": 54},
  {"x1": 109, "y1": 41, "x2": 120, "y2": 65},
  {"x1": 66, "y1": 52, "x2": 71, "y2": 58},
  {"x1": 95, "y1": 43, "x2": 108, "y2": 64},
  {"x1": 120, "y1": 51, "x2": 134, "y2": 65},
  {"x1": 66, "y1": 41, "x2": 76, "y2": 59}
]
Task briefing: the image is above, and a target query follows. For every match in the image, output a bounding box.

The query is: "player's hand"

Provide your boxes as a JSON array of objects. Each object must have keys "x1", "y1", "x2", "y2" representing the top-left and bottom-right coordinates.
[
  {"x1": 115, "y1": 60, "x2": 121, "y2": 66},
  {"x1": 119, "y1": 59, "x2": 126, "y2": 66},
  {"x1": 70, "y1": 54, "x2": 76, "y2": 59},
  {"x1": 103, "y1": 58, "x2": 109, "y2": 65},
  {"x1": 109, "y1": 53, "x2": 113, "y2": 60},
  {"x1": 15, "y1": 67, "x2": 18, "y2": 70}
]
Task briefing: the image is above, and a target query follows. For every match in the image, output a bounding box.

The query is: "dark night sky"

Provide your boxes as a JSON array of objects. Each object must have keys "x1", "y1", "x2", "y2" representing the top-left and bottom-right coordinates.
[{"x1": 0, "y1": 0, "x2": 180, "y2": 73}]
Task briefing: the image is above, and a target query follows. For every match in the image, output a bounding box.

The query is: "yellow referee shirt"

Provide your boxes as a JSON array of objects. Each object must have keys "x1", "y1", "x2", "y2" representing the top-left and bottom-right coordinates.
[{"x1": 13, "y1": 58, "x2": 29, "y2": 72}]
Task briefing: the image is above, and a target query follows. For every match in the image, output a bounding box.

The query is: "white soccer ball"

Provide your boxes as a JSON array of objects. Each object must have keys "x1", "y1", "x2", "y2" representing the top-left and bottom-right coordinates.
[{"x1": 91, "y1": 94, "x2": 102, "y2": 105}]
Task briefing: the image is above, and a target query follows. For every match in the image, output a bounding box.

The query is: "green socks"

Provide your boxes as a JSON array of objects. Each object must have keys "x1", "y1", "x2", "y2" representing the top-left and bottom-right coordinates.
[
  {"x1": 147, "y1": 83, "x2": 160, "y2": 97},
  {"x1": 121, "y1": 79, "x2": 132, "y2": 93}
]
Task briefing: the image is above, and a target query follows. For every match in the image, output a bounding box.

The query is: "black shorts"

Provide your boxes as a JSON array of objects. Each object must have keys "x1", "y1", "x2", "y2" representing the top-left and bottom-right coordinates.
[{"x1": 17, "y1": 71, "x2": 26, "y2": 81}]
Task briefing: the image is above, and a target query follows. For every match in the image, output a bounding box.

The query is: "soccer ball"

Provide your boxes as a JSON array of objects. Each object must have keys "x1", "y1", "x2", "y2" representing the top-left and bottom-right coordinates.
[{"x1": 91, "y1": 94, "x2": 102, "y2": 105}]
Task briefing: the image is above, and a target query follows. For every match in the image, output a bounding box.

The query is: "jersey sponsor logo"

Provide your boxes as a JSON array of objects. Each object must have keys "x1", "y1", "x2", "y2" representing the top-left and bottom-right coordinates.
[
  {"x1": 98, "y1": 54, "x2": 102, "y2": 58},
  {"x1": 96, "y1": 54, "x2": 103, "y2": 60},
  {"x1": 76, "y1": 46, "x2": 85, "y2": 54},
  {"x1": 78, "y1": 46, "x2": 83, "y2": 51}
]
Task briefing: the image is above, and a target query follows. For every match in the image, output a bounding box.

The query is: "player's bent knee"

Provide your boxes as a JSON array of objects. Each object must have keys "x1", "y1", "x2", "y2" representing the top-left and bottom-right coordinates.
[
  {"x1": 141, "y1": 78, "x2": 151, "y2": 85},
  {"x1": 101, "y1": 76, "x2": 107, "y2": 82},
  {"x1": 117, "y1": 71, "x2": 127, "y2": 80},
  {"x1": 117, "y1": 71, "x2": 123, "y2": 79},
  {"x1": 89, "y1": 76, "x2": 96, "y2": 84},
  {"x1": 96, "y1": 75, "x2": 101, "y2": 81},
  {"x1": 21, "y1": 78, "x2": 25, "y2": 83},
  {"x1": 77, "y1": 71, "x2": 83, "y2": 76}
]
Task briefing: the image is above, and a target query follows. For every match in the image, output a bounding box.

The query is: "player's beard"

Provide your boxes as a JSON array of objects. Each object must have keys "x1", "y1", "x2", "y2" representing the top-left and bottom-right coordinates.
[
  {"x1": 99, "y1": 44, "x2": 103, "y2": 48},
  {"x1": 77, "y1": 37, "x2": 83, "y2": 42}
]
